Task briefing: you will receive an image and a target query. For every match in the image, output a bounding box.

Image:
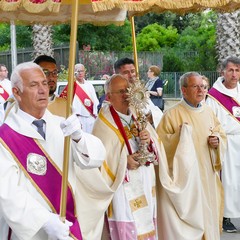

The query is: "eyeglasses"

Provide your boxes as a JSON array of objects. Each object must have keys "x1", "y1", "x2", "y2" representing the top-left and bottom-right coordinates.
[
  {"x1": 75, "y1": 70, "x2": 85, "y2": 74},
  {"x1": 43, "y1": 69, "x2": 58, "y2": 77},
  {"x1": 110, "y1": 89, "x2": 128, "y2": 94}
]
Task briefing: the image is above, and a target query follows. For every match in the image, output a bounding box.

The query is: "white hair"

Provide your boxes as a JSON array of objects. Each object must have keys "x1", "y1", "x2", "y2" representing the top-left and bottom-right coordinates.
[
  {"x1": 74, "y1": 63, "x2": 85, "y2": 71},
  {"x1": 11, "y1": 62, "x2": 43, "y2": 92},
  {"x1": 104, "y1": 74, "x2": 127, "y2": 94}
]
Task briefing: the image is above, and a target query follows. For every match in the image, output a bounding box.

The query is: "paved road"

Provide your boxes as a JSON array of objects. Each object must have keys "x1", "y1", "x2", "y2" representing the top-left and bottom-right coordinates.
[{"x1": 221, "y1": 218, "x2": 240, "y2": 240}]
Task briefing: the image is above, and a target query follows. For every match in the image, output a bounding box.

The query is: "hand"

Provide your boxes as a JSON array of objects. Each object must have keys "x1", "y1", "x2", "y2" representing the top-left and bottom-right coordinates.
[
  {"x1": 145, "y1": 112, "x2": 153, "y2": 125},
  {"x1": 42, "y1": 213, "x2": 73, "y2": 240},
  {"x1": 139, "y1": 129, "x2": 150, "y2": 145},
  {"x1": 179, "y1": 122, "x2": 188, "y2": 135},
  {"x1": 146, "y1": 91, "x2": 151, "y2": 97},
  {"x1": 127, "y1": 153, "x2": 140, "y2": 170},
  {"x1": 208, "y1": 135, "x2": 219, "y2": 149},
  {"x1": 60, "y1": 114, "x2": 82, "y2": 141}
]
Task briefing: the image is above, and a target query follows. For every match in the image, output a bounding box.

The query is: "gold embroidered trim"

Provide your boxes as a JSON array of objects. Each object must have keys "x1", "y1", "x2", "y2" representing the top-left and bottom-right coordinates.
[
  {"x1": 103, "y1": 160, "x2": 115, "y2": 182},
  {"x1": 99, "y1": 110, "x2": 126, "y2": 180},
  {"x1": 152, "y1": 186, "x2": 156, "y2": 197},
  {"x1": 124, "y1": 124, "x2": 139, "y2": 139},
  {"x1": 137, "y1": 230, "x2": 156, "y2": 240},
  {"x1": 129, "y1": 195, "x2": 148, "y2": 212}
]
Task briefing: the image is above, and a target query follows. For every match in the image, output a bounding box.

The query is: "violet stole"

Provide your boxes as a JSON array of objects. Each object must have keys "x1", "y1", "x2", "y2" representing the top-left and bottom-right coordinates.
[
  {"x1": 0, "y1": 124, "x2": 82, "y2": 240},
  {"x1": 208, "y1": 88, "x2": 240, "y2": 122},
  {"x1": 0, "y1": 86, "x2": 9, "y2": 101}
]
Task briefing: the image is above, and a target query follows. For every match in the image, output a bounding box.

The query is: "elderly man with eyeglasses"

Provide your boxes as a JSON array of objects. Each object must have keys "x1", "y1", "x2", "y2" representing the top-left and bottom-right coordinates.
[
  {"x1": 92, "y1": 74, "x2": 164, "y2": 240},
  {"x1": 59, "y1": 63, "x2": 99, "y2": 133},
  {"x1": 156, "y1": 71, "x2": 226, "y2": 240}
]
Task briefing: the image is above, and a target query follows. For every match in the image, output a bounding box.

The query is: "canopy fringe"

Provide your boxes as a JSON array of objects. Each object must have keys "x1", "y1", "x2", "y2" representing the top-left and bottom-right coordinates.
[
  {"x1": 0, "y1": 0, "x2": 21, "y2": 11},
  {"x1": 92, "y1": 0, "x2": 240, "y2": 13},
  {"x1": 92, "y1": 1, "x2": 116, "y2": 12},
  {"x1": 0, "y1": 0, "x2": 60, "y2": 13},
  {"x1": 0, "y1": 0, "x2": 240, "y2": 20},
  {"x1": 92, "y1": 0, "x2": 153, "y2": 12},
  {"x1": 22, "y1": 0, "x2": 60, "y2": 13}
]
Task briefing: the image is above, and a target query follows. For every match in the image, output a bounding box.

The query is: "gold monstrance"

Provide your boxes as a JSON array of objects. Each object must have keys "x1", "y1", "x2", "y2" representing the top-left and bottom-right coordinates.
[{"x1": 127, "y1": 81, "x2": 156, "y2": 166}]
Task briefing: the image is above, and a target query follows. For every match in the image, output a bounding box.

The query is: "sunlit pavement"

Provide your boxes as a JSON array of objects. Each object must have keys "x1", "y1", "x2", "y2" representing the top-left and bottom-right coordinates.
[{"x1": 221, "y1": 218, "x2": 240, "y2": 240}]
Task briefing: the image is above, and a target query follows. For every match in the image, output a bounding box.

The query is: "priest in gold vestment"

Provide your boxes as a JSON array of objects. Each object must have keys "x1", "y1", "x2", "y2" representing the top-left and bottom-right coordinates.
[
  {"x1": 156, "y1": 72, "x2": 226, "y2": 240},
  {"x1": 93, "y1": 74, "x2": 166, "y2": 240}
]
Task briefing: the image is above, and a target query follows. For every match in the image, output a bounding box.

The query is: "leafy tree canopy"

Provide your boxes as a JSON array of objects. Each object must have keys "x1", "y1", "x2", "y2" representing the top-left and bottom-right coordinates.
[
  {"x1": 0, "y1": 23, "x2": 32, "y2": 50},
  {"x1": 137, "y1": 23, "x2": 179, "y2": 51},
  {"x1": 0, "y1": 10, "x2": 218, "y2": 71}
]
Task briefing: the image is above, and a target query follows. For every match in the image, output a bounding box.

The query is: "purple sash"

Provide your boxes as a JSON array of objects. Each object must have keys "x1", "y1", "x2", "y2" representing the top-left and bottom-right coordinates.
[
  {"x1": 0, "y1": 124, "x2": 82, "y2": 240},
  {"x1": 208, "y1": 88, "x2": 240, "y2": 122}
]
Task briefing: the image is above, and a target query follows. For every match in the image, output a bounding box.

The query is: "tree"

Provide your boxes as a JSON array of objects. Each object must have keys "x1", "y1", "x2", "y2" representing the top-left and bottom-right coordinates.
[
  {"x1": 52, "y1": 21, "x2": 132, "y2": 51},
  {"x1": 0, "y1": 23, "x2": 10, "y2": 51},
  {"x1": 0, "y1": 23, "x2": 32, "y2": 50},
  {"x1": 136, "y1": 23, "x2": 179, "y2": 51},
  {"x1": 216, "y1": 10, "x2": 240, "y2": 63},
  {"x1": 175, "y1": 12, "x2": 217, "y2": 71},
  {"x1": 52, "y1": 24, "x2": 71, "y2": 46},
  {"x1": 134, "y1": 12, "x2": 204, "y2": 34},
  {"x1": 1, "y1": 10, "x2": 231, "y2": 73},
  {"x1": 32, "y1": 24, "x2": 54, "y2": 58},
  {"x1": 135, "y1": 11, "x2": 218, "y2": 72}
]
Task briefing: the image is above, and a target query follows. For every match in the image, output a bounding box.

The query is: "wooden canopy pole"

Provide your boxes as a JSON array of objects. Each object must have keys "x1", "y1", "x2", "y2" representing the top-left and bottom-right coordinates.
[
  {"x1": 130, "y1": 16, "x2": 139, "y2": 79},
  {"x1": 60, "y1": 0, "x2": 79, "y2": 221}
]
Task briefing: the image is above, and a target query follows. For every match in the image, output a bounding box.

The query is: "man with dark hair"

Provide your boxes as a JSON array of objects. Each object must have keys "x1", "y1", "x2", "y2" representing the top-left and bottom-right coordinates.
[
  {"x1": 98, "y1": 58, "x2": 162, "y2": 127},
  {"x1": 114, "y1": 57, "x2": 136, "y2": 83},
  {"x1": 33, "y1": 55, "x2": 57, "y2": 65},
  {"x1": 115, "y1": 58, "x2": 163, "y2": 127},
  {"x1": 114, "y1": 57, "x2": 134, "y2": 70},
  {"x1": 34, "y1": 55, "x2": 58, "y2": 101},
  {"x1": 98, "y1": 58, "x2": 136, "y2": 111},
  {"x1": 206, "y1": 56, "x2": 240, "y2": 233}
]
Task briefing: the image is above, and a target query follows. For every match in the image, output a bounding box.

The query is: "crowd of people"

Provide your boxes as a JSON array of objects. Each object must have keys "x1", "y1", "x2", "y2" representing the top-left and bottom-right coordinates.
[{"x1": 0, "y1": 55, "x2": 239, "y2": 240}]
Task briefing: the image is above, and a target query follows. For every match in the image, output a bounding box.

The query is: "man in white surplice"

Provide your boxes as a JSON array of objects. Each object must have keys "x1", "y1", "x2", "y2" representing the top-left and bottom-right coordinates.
[
  {"x1": 0, "y1": 62, "x2": 106, "y2": 240},
  {"x1": 206, "y1": 56, "x2": 240, "y2": 233}
]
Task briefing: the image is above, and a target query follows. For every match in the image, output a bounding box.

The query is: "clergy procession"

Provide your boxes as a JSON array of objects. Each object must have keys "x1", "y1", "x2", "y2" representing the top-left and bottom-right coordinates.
[{"x1": 0, "y1": 55, "x2": 239, "y2": 240}]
